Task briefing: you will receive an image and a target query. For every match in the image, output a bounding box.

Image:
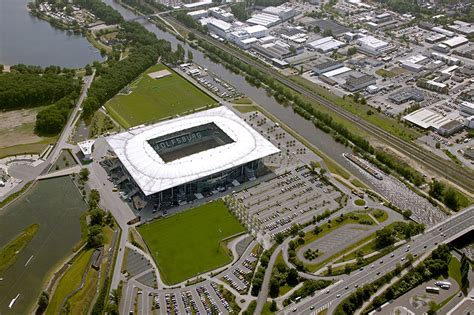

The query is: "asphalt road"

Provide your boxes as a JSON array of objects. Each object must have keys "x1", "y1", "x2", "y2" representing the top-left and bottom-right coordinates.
[{"x1": 278, "y1": 206, "x2": 474, "y2": 314}]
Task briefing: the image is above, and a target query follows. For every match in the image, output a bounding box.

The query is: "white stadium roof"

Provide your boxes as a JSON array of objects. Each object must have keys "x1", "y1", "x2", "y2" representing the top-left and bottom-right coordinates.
[{"x1": 106, "y1": 107, "x2": 279, "y2": 196}]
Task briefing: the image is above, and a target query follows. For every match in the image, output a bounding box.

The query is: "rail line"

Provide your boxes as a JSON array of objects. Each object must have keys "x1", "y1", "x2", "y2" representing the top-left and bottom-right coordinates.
[{"x1": 165, "y1": 16, "x2": 474, "y2": 194}]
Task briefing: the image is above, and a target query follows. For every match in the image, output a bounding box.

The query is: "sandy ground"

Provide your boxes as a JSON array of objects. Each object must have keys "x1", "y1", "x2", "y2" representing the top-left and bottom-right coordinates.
[{"x1": 0, "y1": 108, "x2": 43, "y2": 147}]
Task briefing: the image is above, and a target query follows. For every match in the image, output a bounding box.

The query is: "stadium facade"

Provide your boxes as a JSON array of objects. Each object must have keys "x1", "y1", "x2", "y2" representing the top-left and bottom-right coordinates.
[{"x1": 106, "y1": 107, "x2": 279, "y2": 205}]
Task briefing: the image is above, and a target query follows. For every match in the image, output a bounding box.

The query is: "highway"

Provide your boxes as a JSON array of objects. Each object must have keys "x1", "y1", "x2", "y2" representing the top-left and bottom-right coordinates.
[
  {"x1": 277, "y1": 206, "x2": 474, "y2": 314},
  {"x1": 163, "y1": 16, "x2": 474, "y2": 194}
]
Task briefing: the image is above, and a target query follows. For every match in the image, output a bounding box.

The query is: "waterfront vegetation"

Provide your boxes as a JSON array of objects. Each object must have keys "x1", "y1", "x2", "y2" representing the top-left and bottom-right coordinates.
[
  {"x1": 138, "y1": 200, "x2": 244, "y2": 284},
  {"x1": 0, "y1": 224, "x2": 39, "y2": 276},
  {"x1": 105, "y1": 64, "x2": 216, "y2": 127},
  {"x1": 45, "y1": 249, "x2": 94, "y2": 315}
]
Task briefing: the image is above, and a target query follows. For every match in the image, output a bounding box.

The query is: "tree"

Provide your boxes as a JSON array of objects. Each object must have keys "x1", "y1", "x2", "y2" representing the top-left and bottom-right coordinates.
[
  {"x1": 90, "y1": 208, "x2": 105, "y2": 226},
  {"x1": 443, "y1": 188, "x2": 459, "y2": 211},
  {"x1": 88, "y1": 189, "x2": 101, "y2": 208},
  {"x1": 327, "y1": 265, "x2": 333, "y2": 275},
  {"x1": 270, "y1": 300, "x2": 277, "y2": 312},
  {"x1": 375, "y1": 227, "x2": 396, "y2": 249},
  {"x1": 287, "y1": 268, "x2": 299, "y2": 286},
  {"x1": 187, "y1": 50, "x2": 193, "y2": 62},
  {"x1": 402, "y1": 209, "x2": 412, "y2": 219},
  {"x1": 37, "y1": 291, "x2": 49, "y2": 314},
  {"x1": 322, "y1": 29, "x2": 333, "y2": 37},
  {"x1": 429, "y1": 180, "x2": 445, "y2": 200},
  {"x1": 87, "y1": 225, "x2": 104, "y2": 248},
  {"x1": 188, "y1": 32, "x2": 196, "y2": 41},
  {"x1": 85, "y1": 64, "x2": 93, "y2": 76},
  {"x1": 269, "y1": 277, "x2": 280, "y2": 298},
  {"x1": 347, "y1": 47, "x2": 357, "y2": 55},
  {"x1": 79, "y1": 168, "x2": 90, "y2": 181}
]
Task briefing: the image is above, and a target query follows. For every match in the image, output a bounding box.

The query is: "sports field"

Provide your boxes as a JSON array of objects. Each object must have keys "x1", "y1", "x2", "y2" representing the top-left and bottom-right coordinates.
[
  {"x1": 138, "y1": 200, "x2": 244, "y2": 284},
  {"x1": 105, "y1": 64, "x2": 216, "y2": 128}
]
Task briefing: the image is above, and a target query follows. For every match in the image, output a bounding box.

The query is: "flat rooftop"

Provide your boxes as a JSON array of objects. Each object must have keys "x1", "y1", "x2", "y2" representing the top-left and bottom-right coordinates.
[{"x1": 106, "y1": 107, "x2": 280, "y2": 196}]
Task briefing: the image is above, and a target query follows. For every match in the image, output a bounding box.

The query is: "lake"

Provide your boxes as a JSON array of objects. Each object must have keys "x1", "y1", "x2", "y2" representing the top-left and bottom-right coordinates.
[{"x1": 0, "y1": 0, "x2": 104, "y2": 68}]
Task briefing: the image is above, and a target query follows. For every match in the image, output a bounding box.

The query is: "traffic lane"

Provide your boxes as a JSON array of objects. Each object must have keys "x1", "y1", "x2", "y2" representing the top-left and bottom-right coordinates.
[{"x1": 287, "y1": 211, "x2": 474, "y2": 314}]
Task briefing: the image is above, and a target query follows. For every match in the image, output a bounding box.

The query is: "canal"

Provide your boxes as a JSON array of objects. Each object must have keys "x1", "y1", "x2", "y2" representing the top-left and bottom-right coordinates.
[
  {"x1": 0, "y1": 177, "x2": 87, "y2": 314},
  {"x1": 0, "y1": 0, "x2": 104, "y2": 68}
]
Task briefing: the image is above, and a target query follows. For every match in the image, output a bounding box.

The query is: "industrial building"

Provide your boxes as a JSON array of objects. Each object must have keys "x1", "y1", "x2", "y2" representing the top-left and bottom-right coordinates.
[
  {"x1": 262, "y1": 5, "x2": 296, "y2": 21},
  {"x1": 442, "y1": 36, "x2": 469, "y2": 49},
  {"x1": 209, "y1": 7, "x2": 234, "y2": 22},
  {"x1": 342, "y1": 74, "x2": 377, "y2": 92},
  {"x1": 437, "y1": 120, "x2": 464, "y2": 136},
  {"x1": 313, "y1": 60, "x2": 344, "y2": 75},
  {"x1": 356, "y1": 35, "x2": 391, "y2": 56},
  {"x1": 105, "y1": 107, "x2": 279, "y2": 202},
  {"x1": 403, "y1": 108, "x2": 452, "y2": 130},
  {"x1": 207, "y1": 18, "x2": 232, "y2": 39},
  {"x1": 460, "y1": 101, "x2": 474, "y2": 116},
  {"x1": 247, "y1": 13, "x2": 281, "y2": 27},
  {"x1": 388, "y1": 87, "x2": 424, "y2": 104},
  {"x1": 307, "y1": 36, "x2": 345, "y2": 53}
]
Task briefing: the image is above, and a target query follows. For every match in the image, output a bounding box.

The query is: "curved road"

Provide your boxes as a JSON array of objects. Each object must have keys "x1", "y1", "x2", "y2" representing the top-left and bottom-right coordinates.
[{"x1": 278, "y1": 206, "x2": 474, "y2": 314}]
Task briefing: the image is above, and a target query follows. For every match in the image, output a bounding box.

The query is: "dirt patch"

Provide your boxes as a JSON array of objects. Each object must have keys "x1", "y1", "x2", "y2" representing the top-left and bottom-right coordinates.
[{"x1": 0, "y1": 108, "x2": 43, "y2": 147}]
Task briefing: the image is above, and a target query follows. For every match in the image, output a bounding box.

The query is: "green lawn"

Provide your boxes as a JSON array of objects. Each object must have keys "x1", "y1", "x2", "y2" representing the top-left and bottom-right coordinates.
[
  {"x1": 138, "y1": 200, "x2": 244, "y2": 284},
  {"x1": 105, "y1": 64, "x2": 216, "y2": 128},
  {"x1": 354, "y1": 199, "x2": 366, "y2": 206}
]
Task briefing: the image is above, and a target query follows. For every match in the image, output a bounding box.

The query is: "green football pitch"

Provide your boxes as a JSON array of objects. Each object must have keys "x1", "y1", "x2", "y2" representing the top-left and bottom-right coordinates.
[
  {"x1": 138, "y1": 200, "x2": 244, "y2": 284},
  {"x1": 105, "y1": 64, "x2": 216, "y2": 128}
]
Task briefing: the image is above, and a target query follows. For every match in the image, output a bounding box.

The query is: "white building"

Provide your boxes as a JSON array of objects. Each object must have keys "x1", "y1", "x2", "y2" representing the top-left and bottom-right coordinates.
[
  {"x1": 460, "y1": 101, "x2": 474, "y2": 116},
  {"x1": 187, "y1": 9, "x2": 208, "y2": 20},
  {"x1": 105, "y1": 107, "x2": 279, "y2": 197},
  {"x1": 262, "y1": 5, "x2": 296, "y2": 21},
  {"x1": 207, "y1": 18, "x2": 232, "y2": 39},
  {"x1": 209, "y1": 7, "x2": 234, "y2": 22},
  {"x1": 247, "y1": 13, "x2": 281, "y2": 27},
  {"x1": 356, "y1": 35, "x2": 389, "y2": 56},
  {"x1": 244, "y1": 25, "x2": 269, "y2": 38},
  {"x1": 308, "y1": 37, "x2": 345, "y2": 53},
  {"x1": 442, "y1": 36, "x2": 469, "y2": 48},
  {"x1": 78, "y1": 140, "x2": 95, "y2": 161}
]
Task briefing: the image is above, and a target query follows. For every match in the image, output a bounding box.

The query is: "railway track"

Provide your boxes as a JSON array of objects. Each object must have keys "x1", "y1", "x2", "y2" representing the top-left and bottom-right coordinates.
[{"x1": 166, "y1": 16, "x2": 474, "y2": 194}]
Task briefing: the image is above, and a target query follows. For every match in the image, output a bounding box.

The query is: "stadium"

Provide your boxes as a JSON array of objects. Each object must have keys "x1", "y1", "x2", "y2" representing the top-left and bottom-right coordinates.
[{"x1": 105, "y1": 106, "x2": 279, "y2": 206}]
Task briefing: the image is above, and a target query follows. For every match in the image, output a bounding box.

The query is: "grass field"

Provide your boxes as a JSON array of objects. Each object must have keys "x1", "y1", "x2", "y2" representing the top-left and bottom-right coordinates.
[
  {"x1": 105, "y1": 64, "x2": 216, "y2": 128},
  {"x1": 138, "y1": 200, "x2": 244, "y2": 284}
]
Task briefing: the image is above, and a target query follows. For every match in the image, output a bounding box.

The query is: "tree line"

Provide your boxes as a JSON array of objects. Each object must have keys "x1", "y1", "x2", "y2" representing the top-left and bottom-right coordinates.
[{"x1": 0, "y1": 71, "x2": 79, "y2": 110}]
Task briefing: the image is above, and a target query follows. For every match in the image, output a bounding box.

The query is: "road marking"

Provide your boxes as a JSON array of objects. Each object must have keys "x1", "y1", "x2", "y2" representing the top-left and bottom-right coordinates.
[
  {"x1": 9, "y1": 293, "x2": 20, "y2": 309},
  {"x1": 25, "y1": 255, "x2": 34, "y2": 267}
]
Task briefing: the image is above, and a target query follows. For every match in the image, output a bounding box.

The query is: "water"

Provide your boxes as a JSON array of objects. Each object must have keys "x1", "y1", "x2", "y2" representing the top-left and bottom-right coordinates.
[
  {"x1": 0, "y1": 177, "x2": 87, "y2": 314},
  {"x1": 0, "y1": 0, "x2": 104, "y2": 68}
]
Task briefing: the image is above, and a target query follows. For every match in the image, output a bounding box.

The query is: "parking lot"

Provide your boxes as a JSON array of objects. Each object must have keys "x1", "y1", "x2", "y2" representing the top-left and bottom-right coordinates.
[
  {"x1": 145, "y1": 280, "x2": 232, "y2": 315},
  {"x1": 346, "y1": 157, "x2": 447, "y2": 227},
  {"x1": 221, "y1": 252, "x2": 258, "y2": 294},
  {"x1": 179, "y1": 63, "x2": 241, "y2": 100},
  {"x1": 228, "y1": 164, "x2": 341, "y2": 240}
]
